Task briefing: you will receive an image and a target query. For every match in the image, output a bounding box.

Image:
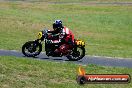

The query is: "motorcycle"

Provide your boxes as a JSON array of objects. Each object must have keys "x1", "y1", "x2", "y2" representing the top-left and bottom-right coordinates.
[{"x1": 22, "y1": 29, "x2": 85, "y2": 61}]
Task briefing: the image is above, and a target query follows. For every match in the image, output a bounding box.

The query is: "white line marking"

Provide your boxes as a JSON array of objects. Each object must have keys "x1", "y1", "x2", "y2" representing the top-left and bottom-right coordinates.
[{"x1": 86, "y1": 55, "x2": 132, "y2": 59}]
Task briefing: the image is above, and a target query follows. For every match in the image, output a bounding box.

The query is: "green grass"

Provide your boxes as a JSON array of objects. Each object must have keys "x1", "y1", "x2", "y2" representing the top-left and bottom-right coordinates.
[
  {"x1": 0, "y1": 56, "x2": 132, "y2": 88},
  {"x1": 2, "y1": 0, "x2": 132, "y2": 2},
  {"x1": 0, "y1": 1, "x2": 132, "y2": 58},
  {"x1": 0, "y1": 1, "x2": 132, "y2": 88}
]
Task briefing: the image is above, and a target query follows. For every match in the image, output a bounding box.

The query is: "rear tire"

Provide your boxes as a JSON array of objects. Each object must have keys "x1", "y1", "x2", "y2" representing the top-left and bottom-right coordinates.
[
  {"x1": 22, "y1": 41, "x2": 42, "y2": 57},
  {"x1": 66, "y1": 47, "x2": 85, "y2": 61}
]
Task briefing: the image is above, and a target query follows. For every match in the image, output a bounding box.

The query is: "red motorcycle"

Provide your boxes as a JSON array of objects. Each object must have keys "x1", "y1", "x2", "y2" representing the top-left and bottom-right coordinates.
[{"x1": 22, "y1": 29, "x2": 85, "y2": 61}]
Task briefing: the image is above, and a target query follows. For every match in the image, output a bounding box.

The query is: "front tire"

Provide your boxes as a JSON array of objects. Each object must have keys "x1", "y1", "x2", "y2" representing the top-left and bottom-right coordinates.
[
  {"x1": 22, "y1": 41, "x2": 42, "y2": 57},
  {"x1": 66, "y1": 47, "x2": 85, "y2": 61}
]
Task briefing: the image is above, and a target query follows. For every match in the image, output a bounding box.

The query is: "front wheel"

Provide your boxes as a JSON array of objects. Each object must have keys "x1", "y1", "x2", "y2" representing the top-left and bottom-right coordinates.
[
  {"x1": 22, "y1": 41, "x2": 42, "y2": 57},
  {"x1": 66, "y1": 47, "x2": 85, "y2": 61}
]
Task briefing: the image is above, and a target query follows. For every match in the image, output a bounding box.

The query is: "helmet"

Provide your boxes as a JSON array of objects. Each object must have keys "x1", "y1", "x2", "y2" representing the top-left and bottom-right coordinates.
[{"x1": 53, "y1": 20, "x2": 63, "y2": 32}]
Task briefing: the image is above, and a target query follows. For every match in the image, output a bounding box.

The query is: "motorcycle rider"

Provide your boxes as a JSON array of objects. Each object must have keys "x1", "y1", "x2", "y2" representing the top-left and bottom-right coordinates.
[{"x1": 46, "y1": 20, "x2": 75, "y2": 55}]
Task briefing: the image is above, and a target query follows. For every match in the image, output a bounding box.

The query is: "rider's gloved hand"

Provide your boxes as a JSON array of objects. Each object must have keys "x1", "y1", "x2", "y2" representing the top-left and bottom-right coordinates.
[
  {"x1": 42, "y1": 29, "x2": 48, "y2": 39},
  {"x1": 43, "y1": 29, "x2": 48, "y2": 33}
]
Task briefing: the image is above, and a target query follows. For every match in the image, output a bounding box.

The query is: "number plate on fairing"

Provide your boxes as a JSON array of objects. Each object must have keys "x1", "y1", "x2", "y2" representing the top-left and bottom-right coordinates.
[
  {"x1": 37, "y1": 32, "x2": 42, "y2": 39},
  {"x1": 76, "y1": 40, "x2": 85, "y2": 47}
]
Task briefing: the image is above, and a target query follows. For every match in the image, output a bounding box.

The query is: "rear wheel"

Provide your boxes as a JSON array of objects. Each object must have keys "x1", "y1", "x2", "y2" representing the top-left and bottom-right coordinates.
[
  {"x1": 66, "y1": 47, "x2": 85, "y2": 61},
  {"x1": 22, "y1": 41, "x2": 42, "y2": 57}
]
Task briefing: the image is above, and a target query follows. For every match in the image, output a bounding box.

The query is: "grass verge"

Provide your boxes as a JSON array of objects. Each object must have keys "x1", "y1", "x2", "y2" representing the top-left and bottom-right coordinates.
[{"x1": 0, "y1": 56, "x2": 132, "y2": 88}]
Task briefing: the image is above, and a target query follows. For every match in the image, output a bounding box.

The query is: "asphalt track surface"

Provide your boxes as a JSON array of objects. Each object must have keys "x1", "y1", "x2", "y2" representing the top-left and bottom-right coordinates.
[{"x1": 0, "y1": 50, "x2": 132, "y2": 68}]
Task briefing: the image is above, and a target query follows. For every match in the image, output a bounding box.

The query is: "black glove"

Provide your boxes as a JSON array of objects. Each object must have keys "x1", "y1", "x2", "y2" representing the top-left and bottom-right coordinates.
[{"x1": 42, "y1": 29, "x2": 48, "y2": 39}]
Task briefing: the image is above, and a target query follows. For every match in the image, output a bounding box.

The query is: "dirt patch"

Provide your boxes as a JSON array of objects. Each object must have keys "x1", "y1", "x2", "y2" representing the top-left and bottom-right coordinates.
[
  {"x1": 1, "y1": 0, "x2": 132, "y2": 6},
  {"x1": 83, "y1": 2, "x2": 132, "y2": 6},
  {"x1": 48, "y1": 1, "x2": 132, "y2": 6}
]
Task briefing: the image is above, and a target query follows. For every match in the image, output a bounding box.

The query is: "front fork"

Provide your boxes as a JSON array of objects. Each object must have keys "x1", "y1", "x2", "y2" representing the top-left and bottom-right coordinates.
[{"x1": 32, "y1": 39, "x2": 42, "y2": 49}]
